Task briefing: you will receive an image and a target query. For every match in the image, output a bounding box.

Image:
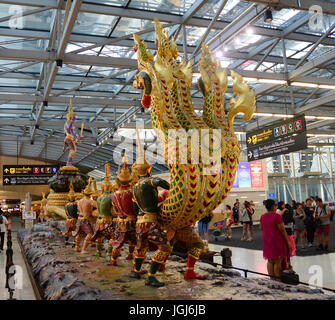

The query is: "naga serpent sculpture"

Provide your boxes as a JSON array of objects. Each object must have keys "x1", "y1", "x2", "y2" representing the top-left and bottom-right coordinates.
[{"x1": 133, "y1": 18, "x2": 256, "y2": 236}]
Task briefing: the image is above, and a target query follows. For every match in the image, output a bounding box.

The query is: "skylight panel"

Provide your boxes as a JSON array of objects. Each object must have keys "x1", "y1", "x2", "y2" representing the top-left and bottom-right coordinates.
[
  {"x1": 279, "y1": 9, "x2": 299, "y2": 22},
  {"x1": 222, "y1": 0, "x2": 239, "y2": 13}
]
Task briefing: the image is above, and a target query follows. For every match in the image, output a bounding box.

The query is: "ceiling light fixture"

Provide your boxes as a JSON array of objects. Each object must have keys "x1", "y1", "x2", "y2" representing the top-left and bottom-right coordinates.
[
  {"x1": 319, "y1": 85, "x2": 335, "y2": 90},
  {"x1": 258, "y1": 79, "x2": 287, "y2": 85},
  {"x1": 246, "y1": 28, "x2": 253, "y2": 35},
  {"x1": 243, "y1": 77, "x2": 257, "y2": 82},
  {"x1": 305, "y1": 116, "x2": 316, "y2": 119},
  {"x1": 291, "y1": 82, "x2": 318, "y2": 88},
  {"x1": 216, "y1": 51, "x2": 223, "y2": 58},
  {"x1": 273, "y1": 114, "x2": 294, "y2": 118},
  {"x1": 316, "y1": 116, "x2": 335, "y2": 120}
]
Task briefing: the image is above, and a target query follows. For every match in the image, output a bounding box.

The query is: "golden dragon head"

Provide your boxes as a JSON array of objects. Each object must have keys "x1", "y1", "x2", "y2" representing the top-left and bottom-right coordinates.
[
  {"x1": 154, "y1": 18, "x2": 173, "y2": 60},
  {"x1": 228, "y1": 70, "x2": 256, "y2": 128},
  {"x1": 198, "y1": 44, "x2": 227, "y2": 94},
  {"x1": 133, "y1": 33, "x2": 154, "y2": 67}
]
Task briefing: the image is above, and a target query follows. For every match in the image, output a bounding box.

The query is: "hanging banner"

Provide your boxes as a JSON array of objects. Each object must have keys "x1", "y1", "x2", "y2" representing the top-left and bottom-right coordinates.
[
  {"x1": 246, "y1": 114, "x2": 307, "y2": 161},
  {"x1": 237, "y1": 161, "x2": 251, "y2": 188},
  {"x1": 232, "y1": 161, "x2": 264, "y2": 188},
  {"x1": 250, "y1": 160, "x2": 264, "y2": 188},
  {"x1": 2, "y1": 165, "x2": 59, "y2": 185}
]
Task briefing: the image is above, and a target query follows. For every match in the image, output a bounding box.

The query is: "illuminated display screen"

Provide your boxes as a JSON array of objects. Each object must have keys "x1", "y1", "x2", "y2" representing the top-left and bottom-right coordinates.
[{"x1": 232, "y1": 160, "x2": 264, "y2": 188}]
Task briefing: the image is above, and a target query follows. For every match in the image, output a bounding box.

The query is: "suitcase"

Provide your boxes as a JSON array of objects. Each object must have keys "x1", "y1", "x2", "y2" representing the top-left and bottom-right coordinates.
[
  {"x1": 280, "y1": 269, "x2": 300, "y2": 285},
  {"x1": 280, "y1": 247, "x2": 300, "y2": 285}
]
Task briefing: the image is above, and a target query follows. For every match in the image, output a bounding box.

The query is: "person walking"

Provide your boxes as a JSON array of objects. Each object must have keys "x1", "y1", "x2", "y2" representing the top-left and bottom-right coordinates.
[
  {"x1": 315, "y1": 198, "x2": 331, "y2": 252},
  {"x1": 293, "y1": 203, "x2": 306, "y2": 249},
  {"x1": 247, "y1": 202, "x2": 255, "y2": 241},
  {"x1": 240, "y1": 201, "x2": 252, "y2": 241},
  {"x1": 0, "y1": 209, "x2": 8, "y2": 252},
  {"x1": 232, "y1": 202, "x2": 240, "y2": 225},
  {"x1": 198, "y1": 211, "x2": 213, "y2": 251},
  {"x1": 260, "y1": 199, "x2": 291, "y2": 281},
  {"x1": 303, "y1": 198, "x2": 316, "y2": 247},
  {"x1": 225, "y1": 205, "x2": 233, "y2": 239}
]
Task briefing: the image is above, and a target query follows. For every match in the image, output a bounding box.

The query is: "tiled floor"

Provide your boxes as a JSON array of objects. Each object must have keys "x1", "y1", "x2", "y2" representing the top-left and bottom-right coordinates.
[
  {"x1": 210, "y1": 243, "x2": 335, "y2": 293},
  {"x1": 0, "y1": 221, "x2": 334, "y2": 300},
  {"x1": 0, "y1": 228, "x2": 36, "y2": 300}
]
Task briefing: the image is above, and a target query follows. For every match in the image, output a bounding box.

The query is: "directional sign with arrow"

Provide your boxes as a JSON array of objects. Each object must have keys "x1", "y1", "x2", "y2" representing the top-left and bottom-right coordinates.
[
  {"x1": 3, "y1": 165, "x2": 59, "y2": 185},
  {"x1": 246, "y1": 114, "x2": 307, "y2": 161}
]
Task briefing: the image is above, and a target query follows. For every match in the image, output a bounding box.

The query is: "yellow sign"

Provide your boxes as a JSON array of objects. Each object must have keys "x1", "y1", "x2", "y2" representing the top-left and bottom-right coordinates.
[
  {"x1": 10, "y1": 168, "x2": 15, "y2": 174},
  {"x1": 247, "y1": 129, "x2": 273, "y2": 146}
]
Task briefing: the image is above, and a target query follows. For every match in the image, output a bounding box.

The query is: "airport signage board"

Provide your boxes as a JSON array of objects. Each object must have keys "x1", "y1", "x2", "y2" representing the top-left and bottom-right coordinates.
[
  {"x1": 2, "y1": 165, "x2": 59, "y2": 185},
  {"x1": 246, "y1": 114, "x2": 307, "y2": 161}
]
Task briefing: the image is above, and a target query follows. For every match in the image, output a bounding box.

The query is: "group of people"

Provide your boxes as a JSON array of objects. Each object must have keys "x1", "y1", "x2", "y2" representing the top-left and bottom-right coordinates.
[
  {"x1": 197, "y1": 199, "x2": 256, "y2": 246},
  {"x1": 276, "y1": 197, "x2": 332, "y2": 252},
  {"x1": 260, "y1": 196, "x2": 332, "y2": 280},
  {"x1": 225, "y1": 199, "x2": 255, "y2": 241}
]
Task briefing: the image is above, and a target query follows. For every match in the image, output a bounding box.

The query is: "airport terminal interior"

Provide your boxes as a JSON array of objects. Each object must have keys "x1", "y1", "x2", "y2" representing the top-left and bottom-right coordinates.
[{"x1": 0, "y1": 0, "x2": 334, "y2": 301}]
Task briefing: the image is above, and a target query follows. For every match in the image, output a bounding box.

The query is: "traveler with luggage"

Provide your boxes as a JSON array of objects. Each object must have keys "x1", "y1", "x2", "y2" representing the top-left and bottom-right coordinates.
[
  {"x1": 260, "y1": 199, "x2": 291, "y2": 281},
  {"x1": 277, "y1": 201, "x2": 296, "y2": 267}
]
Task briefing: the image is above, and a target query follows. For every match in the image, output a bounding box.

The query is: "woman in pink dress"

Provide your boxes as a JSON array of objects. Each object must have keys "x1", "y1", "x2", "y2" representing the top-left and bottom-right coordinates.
[{"x1": 260, "y1": 199, "x2": 291, "y2": 281}]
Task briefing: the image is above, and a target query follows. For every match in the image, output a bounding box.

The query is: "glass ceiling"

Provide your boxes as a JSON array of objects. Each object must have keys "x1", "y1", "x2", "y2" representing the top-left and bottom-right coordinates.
[{"x1": 0, "y1": 0, "x2": 333, "y2": 177}]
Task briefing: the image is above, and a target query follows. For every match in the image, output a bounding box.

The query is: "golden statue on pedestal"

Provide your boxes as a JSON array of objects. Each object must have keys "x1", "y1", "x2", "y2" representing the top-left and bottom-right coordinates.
[{"x1": 132, "y1": 18, "x2": 255, "y2": 283}]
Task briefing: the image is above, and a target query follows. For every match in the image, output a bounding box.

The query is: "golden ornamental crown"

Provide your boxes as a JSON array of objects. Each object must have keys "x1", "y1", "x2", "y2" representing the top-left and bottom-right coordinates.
[
  {"x1": 132, "y1": 130, "x2": 152, "y2": 176},
  {"x1": 66, "y1": 99, "x2": 76, "y2": 121},
  {"x1": 117, "y1": 152, "x2": 133, "y2": 184},
  {"x1": 83, "y1": 177, "x2": 93, "y2": 195},
  {"x1": 68, "y1": 180, "x2": 76, "y2": 199},
  {"x1": 102, "y1": 163, "x2": 111, "y2": 189}
]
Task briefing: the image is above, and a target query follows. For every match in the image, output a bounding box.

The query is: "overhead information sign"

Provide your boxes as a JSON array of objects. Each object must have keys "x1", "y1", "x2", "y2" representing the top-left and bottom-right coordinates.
[
  {"x1": 246, "y1": 114, "x2": 307, "y2": 161},
  {"x1": 2, "y1": 165, "x2": 59, "y2": 185}
]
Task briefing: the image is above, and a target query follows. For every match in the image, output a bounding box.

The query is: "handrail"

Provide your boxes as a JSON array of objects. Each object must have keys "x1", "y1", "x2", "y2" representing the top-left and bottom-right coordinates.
[
  {"x1": 210, "y1": 251, "x2": 335, "y2": 294},
  {"x1": 5, "y1": 230, "x2": 16, "y2": 300},
  {"x1": 16, "y1": 233, "x2": 42, "y2": 300}
]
